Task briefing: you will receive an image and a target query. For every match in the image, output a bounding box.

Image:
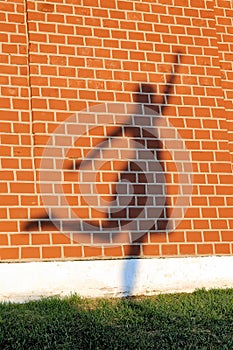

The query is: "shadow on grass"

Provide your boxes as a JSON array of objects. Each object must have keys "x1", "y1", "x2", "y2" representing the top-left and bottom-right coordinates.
[{"x1": 0, "y1": 288, "x2": 232, "y2": 350}]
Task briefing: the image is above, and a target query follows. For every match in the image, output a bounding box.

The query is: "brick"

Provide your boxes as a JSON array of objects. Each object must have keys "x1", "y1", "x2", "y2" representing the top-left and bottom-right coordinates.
[
  {"x1": 42, "y1": 246, "x2": 62, "y2": 259},
  {"x1": 221, "y1": 231, "x2": 232, "y2": 242},
  {"x1": 32, "y1": 234, "x2": 50, "y2": 245},
  {"x1": 218, "y1": 208, "x2": 233, "y2": 218},
  {"x1": 64, "y1": 246, "x2": 82, "y2": 258},
  {"x1": 118, "y1": 1, "x2": 133, "y2": 10},
  {"x1": 180, "y1": 244, "x2": 196, "y2": 255},
  {"x1": 21, "y1": 247, "x2": 40, "y2": 259},
  {"x1": 0, "y1": 23, "x2": 16, "y2": 32},
  {"x1": 10, "y1": 183, "x2": 34, "y2": 194},
  {"x1": 123, "y1": 245, "x2": 141, "y2": 257},
  {"x1": 161, "y1": 244, "x2": 178, "y2": 256},
  {"x1": 142, "y1": 244, "x2": 160, "y2": 256},
  {"x1": 201, "y1": 207, "x2": 217, "y2": 218},
  {"x1": 10, "y1": 233, "x2": 29, "y2": 245},
  {"x1": 84, "y1": 246, "x2": 102, "y2": 257},
  {"x1": 214, "y1": 243, "x2": 231, "y2": 254},
  {"x1": 211, "y1": 163, "x2": 232, "y2": 173},
  {"x1": 0, "y1": 220, "x2": 18, "y2": 232},
  {"x1": 211, "y1": 220, "x2": 228, "y2": 229},
  {"x1": 104, "y1": 246, "x2": 123, "y2": 257},
  {"x1": 49, "y1": 100, "x2": 67, "y2": 110},
  {"x1": 0, "y1": 248, "x2": 19, "y2": 260},
  {"x1": 186, "y1": 231, "x2": 203, "y2": 242},
  {"x1": 38, "y1": 3, "x2": 54, "y2": 12},
  {"x1": 97, "y1": 91, "x2": 114, "y2": 101},
  {"x1": 10, "y1": 208, "x2": 28, "y2": 219},
  {"x1": 176, "y1": 220, "x2": 192, "y2": 230},
  {"x1": 197, "y1": 244, "x2": 213, "y2": 255},
  {"x1": 0, "y1": 195, "x2": 19, "y2": 206},
  {"x1": 38, "y1": 23, "x2": 56, "y2": 33},
  {"x1": 52, "y1": 233, "x2": 71, "y2": 245},
  {"x1": 59, "y1": 46, "x2": 75, "y2": 55},
  {"x1": 203, "y1": 231, "x2": 220, "y2": 242},
  {"x1": 28, "y1": 11, "x2": 45, "y2": 21},
  {"x1": 193, "y1": 220, "x2": 210, "y2": 229},
  {"x1": 56, "y1": 5, "x2": 73, "y2": 14},
  {"x1": 150, "y1": 233, "x2": 167, "y2": 243},
  {"x1": 0, "y1": 232, "x2": 8, "y2": 245},
  {"x1": 168, "y1": 231, "x2": 184, "y2": 242}
]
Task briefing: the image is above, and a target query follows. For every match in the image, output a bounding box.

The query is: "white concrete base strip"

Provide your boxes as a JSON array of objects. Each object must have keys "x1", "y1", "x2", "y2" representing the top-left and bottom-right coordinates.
[{"x1": 0, "y1": 256, "x2": 233, "y2": 303}]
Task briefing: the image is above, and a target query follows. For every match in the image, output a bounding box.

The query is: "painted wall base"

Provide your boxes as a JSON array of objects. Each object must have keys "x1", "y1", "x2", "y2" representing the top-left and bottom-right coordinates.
[{"x1": 0, "y1": 256, "x2": 233, "y2": 303}]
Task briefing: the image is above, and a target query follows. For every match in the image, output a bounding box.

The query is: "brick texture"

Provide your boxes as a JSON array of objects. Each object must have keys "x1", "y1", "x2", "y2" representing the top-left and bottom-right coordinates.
[{"x1": 0, "y1": 0, "x2": 232, "y2": 261}]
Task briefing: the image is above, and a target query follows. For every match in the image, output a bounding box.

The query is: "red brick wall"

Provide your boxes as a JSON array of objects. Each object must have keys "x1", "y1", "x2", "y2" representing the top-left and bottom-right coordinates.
[
  {"x1": 0, "y1": 0, "x2": 232, "y2": 261},
  {"x1": 214, "y1": 0, "x2": 233, "y2": 162}
]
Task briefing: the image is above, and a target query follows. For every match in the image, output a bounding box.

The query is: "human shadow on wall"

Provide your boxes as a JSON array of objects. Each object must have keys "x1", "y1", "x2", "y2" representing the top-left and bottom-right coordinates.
[
  {"x1": 24, "y1": 53, "x2": 181, "y2": 297},
  {"x1": 24, "y1": 78, "x2": 171, "y2": 235},
  {"x1": 122, "y1": 53, "x2": 181, "y2": 296}
]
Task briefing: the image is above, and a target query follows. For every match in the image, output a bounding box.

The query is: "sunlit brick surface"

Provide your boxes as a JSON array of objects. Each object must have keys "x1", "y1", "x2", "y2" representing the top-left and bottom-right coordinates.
[{"x1": 0, "y1": 0, "x2": 232, "y2": 261}]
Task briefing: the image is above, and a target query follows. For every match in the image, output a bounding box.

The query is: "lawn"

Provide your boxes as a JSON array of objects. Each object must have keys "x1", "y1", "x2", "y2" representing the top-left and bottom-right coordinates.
[{"x1": 0, "y1": 288, "x2": 232, "y2": 349}]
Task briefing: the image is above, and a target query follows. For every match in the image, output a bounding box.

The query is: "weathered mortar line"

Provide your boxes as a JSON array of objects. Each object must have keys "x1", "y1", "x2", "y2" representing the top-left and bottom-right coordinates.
[{"x1": 24, "y1": 0, "x2": 36, "y2": 200}]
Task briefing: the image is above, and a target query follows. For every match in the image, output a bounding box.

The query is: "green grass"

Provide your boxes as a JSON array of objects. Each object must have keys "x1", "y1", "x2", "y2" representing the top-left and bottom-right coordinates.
[{"x1": 0, "y1": 288, "x2": 232, "y2": 350}]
